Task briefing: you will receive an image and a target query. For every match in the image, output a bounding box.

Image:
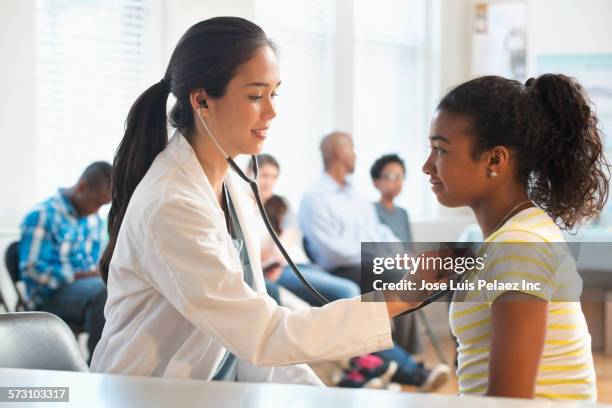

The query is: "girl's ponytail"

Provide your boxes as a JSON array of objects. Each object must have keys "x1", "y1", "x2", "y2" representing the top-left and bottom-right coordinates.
[
  {"x1": 438, "y1": 74, "x2": 610, "y2": 230},
  {"x1": 524, "y1": 74, "x2": 609, "y2": 230}
]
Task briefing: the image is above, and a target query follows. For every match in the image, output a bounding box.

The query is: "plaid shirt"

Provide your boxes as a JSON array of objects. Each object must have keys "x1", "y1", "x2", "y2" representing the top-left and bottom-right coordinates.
[{"x1": 19, "y1": 189, "x2": 104, "y2": 305}]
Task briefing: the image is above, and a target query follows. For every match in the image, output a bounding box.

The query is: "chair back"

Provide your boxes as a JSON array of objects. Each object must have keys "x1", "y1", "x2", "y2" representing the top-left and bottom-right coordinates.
[
  {"x1": 4, "y1": 241, "x2": 20, "y2": 283},
  {"x1": 3, "y1": 241, "x2": 28, "y2": 311},
  {"x1": 0, "y1": 312, "x2": 89, "y2": 372}
]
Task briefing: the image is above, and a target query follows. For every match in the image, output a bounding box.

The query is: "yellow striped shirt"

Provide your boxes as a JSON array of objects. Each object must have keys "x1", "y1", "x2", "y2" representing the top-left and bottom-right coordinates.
[{"x1": 450, "y1": 207, "x2": 596, "y2": 401}]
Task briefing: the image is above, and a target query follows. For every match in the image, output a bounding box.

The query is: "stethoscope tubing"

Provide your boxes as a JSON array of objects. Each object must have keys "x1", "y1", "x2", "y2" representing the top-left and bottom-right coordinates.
[
  {"x1": 198, "y1": 109, "x2": 455, "y2": 315},
  {"x1": 228, "y1": 155, "x2": 462, "y2": 315}
]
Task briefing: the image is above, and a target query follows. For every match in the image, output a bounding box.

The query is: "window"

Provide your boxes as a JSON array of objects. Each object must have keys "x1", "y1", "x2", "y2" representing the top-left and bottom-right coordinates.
[
  {"x1": 254, "y1": 0, "x2": 335, "y2": 208},
  {"x1": 35, "y1": 0, "x2": 150, "y2": 201},
  {"x1": 353, "y1": 0, "x2": 429, "y2": 215},
  {"x1": 255, "y1": 0, "x2": 432, "y2": 216}
]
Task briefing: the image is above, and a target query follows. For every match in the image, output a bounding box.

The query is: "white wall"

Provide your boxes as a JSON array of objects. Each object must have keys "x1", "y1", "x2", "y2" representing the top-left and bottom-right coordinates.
[
  {"x1": 334, "y1": 0, "x2": 355, "y2": 132},
  {"x1": 0, "y1": 0, "x2": 476, "y2": 238},
  {"x1": 527, "y1": 0, "x2": 612, "y2": 73},
  {"x1": 410, "y1": 0, "x2": 475, "y2": 241},
  {"x1": 0, "y1": 0, "x2": 255, "y2": 231},
  {"x1": 415, "y1": 0, "x2": 612, "y2": 242},
  {"x1": 0, "y1": 0, "x2": 36, "y2": 229},
  {"x1": 163, "y1": 0, "x2": 255, "y2": 63},
  {"x1": 2, "y1": 0, "x2": 609, "y2": 242},
  {"x1": 438, "y1": 0, "x2": 471, "y2": 94}
]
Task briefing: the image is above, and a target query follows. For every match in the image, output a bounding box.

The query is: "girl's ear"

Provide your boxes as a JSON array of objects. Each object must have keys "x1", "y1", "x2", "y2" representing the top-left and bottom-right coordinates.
[{"x1": 485, "y1": 146, "x2": 510, "y2": 177}]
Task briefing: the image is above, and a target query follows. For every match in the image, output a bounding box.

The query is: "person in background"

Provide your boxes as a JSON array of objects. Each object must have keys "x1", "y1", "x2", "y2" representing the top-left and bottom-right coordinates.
[
  {"x1": 370, "y1": 154, "x2": 413, "y2": 244},
  {"x1": 251, "y1": 154, "x2": 411, "y2": 390},
  {"x1": 19, "y1": 161, "x2": 112, "y2": 359},
  {"x1": 299, "y1": 132, "x2": 398, "y2": 284},
  {"x1": 250, "y1": 154, "x2": 362, "y2": 305},
  {"x1": 370, "y1": 154, "x2": 421, "y2": 355},
  {"x1": 299, "y1": 135, "x2": 450, "y2": 390},
  {"x1": 240, "y1": 155, "x2": 319, "y2": 310}
]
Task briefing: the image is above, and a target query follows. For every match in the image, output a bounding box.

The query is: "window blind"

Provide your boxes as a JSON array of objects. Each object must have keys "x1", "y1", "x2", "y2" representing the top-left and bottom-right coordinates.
[
  {"x1": 353, "y1": 0, "x2": 429, "y2": 215},
  {"x1": 254, "y1": 0, "x2": 335, "y2": 209},
  {"x1": 35, "y1": 0, "x2": 149, "y2": 202}
]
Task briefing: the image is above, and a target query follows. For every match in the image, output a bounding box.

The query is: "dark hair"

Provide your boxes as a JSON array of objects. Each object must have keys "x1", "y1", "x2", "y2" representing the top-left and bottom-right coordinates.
[
  {"x1": 438, "y1": 74, "x2": 610, "y2": 230},
  {"x1": 263, "y1": 194, "x2": 288, "y2": 235},
  {"x1": 100, "y1": 17, "x2": 276, "y2": 282},
  {"x1": 249, "y1": 153, "x2": 280, "y2": 172},
  {"x1": 370, "y1": 154, "x2": 405, "y2": 180},
  {"x1": 80, "y1": 161, "x2": 112, "y2": 189}
]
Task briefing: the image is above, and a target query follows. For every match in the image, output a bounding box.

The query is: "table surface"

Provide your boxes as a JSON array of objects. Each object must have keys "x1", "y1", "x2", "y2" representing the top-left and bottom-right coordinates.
[{"x1": 0, "y1": 368, "x2": 609, "y2": 408}]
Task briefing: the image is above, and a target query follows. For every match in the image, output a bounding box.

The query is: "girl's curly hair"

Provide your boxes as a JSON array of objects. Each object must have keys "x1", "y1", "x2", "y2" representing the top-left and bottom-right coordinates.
[{"x1": 438, "y1": 74, "x2": 610, "y2": 230}]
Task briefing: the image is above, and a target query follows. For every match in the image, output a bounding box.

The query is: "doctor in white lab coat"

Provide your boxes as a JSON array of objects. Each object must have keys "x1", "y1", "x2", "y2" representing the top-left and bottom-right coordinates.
[{"x1": 91, "y1": 17, "x2": 428, "y2": 384}]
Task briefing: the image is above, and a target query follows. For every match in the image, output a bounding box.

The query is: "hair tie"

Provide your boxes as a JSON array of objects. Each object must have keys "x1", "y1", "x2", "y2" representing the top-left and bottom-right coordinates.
[
  {"x1": 159, "y1": 78, "x2": 170, "y2": 92},
  {"x1": 525, "y1": 77, "x2": 535, "y2": 88}
]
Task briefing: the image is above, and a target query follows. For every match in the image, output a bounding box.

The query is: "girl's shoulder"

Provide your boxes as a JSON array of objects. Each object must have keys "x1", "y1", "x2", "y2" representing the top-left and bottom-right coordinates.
[{"x1": 487, "y1": 207, "x2": 563, "y2": 244}]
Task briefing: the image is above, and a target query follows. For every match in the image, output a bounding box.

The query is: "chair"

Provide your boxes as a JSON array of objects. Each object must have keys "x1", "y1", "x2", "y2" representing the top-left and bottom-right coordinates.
[
  {"x1": 3, "y1": 241, "x2": 86, "y2": 338},
  {"x1": 0, "y1": 312, "x2": 89, "y2": 371},
  {"x1": 3, "y1": 241, "x2": 27, "y2": 311}
]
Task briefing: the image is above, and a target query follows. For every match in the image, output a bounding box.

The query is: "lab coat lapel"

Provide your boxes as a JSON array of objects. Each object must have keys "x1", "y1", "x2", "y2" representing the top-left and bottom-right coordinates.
[
  {"x1": 225, "y1": 171, "x2": 265, "y2": 293},
  {"x1": 166, "y1": 130, "x2": 220, "y2": 211},
  {"x1": 167, "y1": 131, "x2": 264, "y2": 293}
]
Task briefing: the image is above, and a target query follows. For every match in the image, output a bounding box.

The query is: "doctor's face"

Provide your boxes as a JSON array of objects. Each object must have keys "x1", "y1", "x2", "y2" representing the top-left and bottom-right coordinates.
[
  {"x1": 422, "y1": 110, "x2": 490, "y2": 207},
  {"x1": 203, "y1": 45, "x2": 281, "y2": 157}
]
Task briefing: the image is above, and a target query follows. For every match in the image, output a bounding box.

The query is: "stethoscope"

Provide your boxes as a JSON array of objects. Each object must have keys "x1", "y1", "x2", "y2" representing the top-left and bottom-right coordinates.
[{"x1": 197, "y1": 111, "x2": 463, "y2": 316}]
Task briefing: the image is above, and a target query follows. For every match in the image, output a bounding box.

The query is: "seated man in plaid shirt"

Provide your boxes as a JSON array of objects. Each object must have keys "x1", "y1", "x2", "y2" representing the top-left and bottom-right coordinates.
[{"x1": 19, "y1": 161, "x2": 112, "y2": 360}]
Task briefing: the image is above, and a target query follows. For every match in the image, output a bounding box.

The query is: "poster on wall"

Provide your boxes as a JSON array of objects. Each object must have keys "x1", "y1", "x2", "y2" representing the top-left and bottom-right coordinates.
[{"x1": 472, "y1": 1, "x2": 527, "y2": 81}]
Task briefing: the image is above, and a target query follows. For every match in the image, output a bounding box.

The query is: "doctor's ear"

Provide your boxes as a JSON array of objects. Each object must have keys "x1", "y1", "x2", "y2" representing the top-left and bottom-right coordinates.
[
  {"x1": 198, "y1": 97, "x2": 208, "y2": 109},
  {"x1": 189, "y1": 89, "x2": 210, "y2": 116}
]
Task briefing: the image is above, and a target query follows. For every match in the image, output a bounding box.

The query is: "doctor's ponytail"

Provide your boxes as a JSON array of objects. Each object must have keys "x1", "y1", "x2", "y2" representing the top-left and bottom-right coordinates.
[
  {"x1": 99, "y1": 79, "x2": 169, "y2": 282},
  {"x1": 100, "y1": 17, "x2": 276, "y2": 283}
]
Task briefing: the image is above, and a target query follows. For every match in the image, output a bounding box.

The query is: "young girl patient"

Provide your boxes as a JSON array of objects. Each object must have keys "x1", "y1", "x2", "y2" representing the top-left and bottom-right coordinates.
[{"x1": 423, "y1": 74, "x2": 609, "y2": 401}]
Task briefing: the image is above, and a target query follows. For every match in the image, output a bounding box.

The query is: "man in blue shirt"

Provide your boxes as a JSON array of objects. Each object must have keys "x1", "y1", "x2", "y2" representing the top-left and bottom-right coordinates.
[
  {"x1": 299, "y1": 131, "x2": 398, "y2": 283},
  {"x1": 19, "y1": 161, "x2": 111, "y2": 359}
]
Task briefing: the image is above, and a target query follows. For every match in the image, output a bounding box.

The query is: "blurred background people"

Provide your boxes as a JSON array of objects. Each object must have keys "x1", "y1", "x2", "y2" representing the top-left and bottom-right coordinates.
[{"x1": 18, "y1": 161, "x2": 111, "y2": 359}]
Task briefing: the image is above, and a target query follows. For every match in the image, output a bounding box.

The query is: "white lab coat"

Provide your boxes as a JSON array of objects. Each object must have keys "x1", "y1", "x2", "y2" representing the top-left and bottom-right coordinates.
[{"x1": 90, "y1": 131, "x2": 393, "y2": 384}]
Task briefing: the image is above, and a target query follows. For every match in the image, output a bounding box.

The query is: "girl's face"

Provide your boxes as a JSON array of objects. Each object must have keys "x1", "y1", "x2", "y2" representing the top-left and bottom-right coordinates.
[
  {"x1": 257, "y1": 163, "x2": 279, "y2": 202},
  {"x1": 422, "y1": 110, "x2": 491, "y2": 207},
  {"x1": 201, "y1": 45, "x2": 281, "y2": 157}
]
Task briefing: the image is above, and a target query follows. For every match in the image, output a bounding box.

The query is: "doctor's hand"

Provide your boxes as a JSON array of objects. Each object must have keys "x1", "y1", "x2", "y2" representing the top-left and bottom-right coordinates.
[{"x1": 383, "y1": 247, "x2": 472, "y2": 318}]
